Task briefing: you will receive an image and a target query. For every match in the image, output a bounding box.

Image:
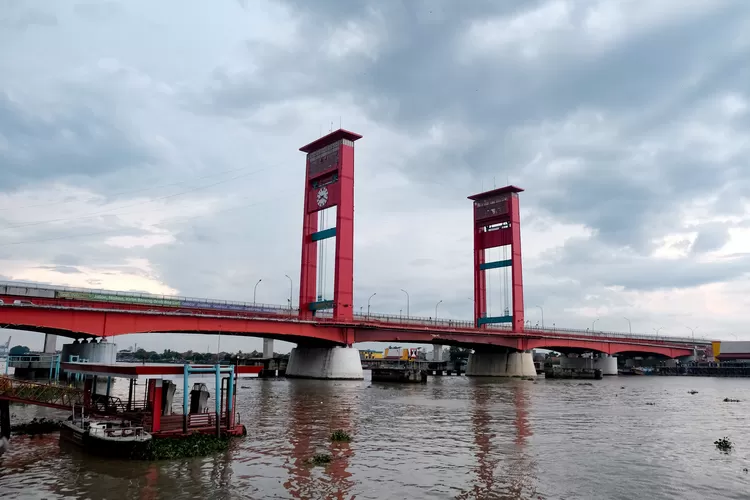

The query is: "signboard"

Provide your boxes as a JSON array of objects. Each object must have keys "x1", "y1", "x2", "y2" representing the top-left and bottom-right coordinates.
[
  {"x1": 474, "y1": 194, "x2": 509, "y2": 221},
  {"x1": 57, "y1": 291, "x2": 181, "y2": 307},
  {"x1": 307, "y1": 140, "x2": 341, "y2": 178}
]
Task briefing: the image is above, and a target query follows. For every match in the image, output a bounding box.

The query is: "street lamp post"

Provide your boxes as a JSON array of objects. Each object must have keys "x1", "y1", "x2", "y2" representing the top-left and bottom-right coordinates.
[
  {"x1": 653, "y1": 327, "x2": 663, "y2": 338},
  {"x1": 592, "y1": 318, "x2": 599, "y2": 332},
  {"x1": 624, "y1": 317, "x2": 632, "y2": 334},
  {"x1": 253, "y1": 279, "x2": 262, "y2": 305},
  {"x1": 400, "y1": 289, "x2": 410, "y2": 318},
  {"x1": 435, "y1": 300, "x2": 443, "y2": 321},
  {"x1": 284, "y1": 274, "x2": 293, "y2": 313},
  {"x1": 685, "y1": 326, "x2": 698, "y2": 341},
  {"x1": 536, "y1": 305, "x2": 544, "y2": 329},
  {"x1": 367, "y1": 293, "x2": 376, "y2": 318}
]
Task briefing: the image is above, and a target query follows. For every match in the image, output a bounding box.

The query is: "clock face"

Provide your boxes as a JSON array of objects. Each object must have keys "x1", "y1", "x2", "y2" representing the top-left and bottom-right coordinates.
[{"x1": 316, "y1": 187, "x2": 329, "y2": 207}]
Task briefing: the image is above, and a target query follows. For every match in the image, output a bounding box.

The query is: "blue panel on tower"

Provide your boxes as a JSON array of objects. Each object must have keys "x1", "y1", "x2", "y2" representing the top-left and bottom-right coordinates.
[
  {"x1": 478, "y1": 315, "x2": 513, "y2": 325},
  {"x1": 309, "y1": 300, "x2": 334, "y2": 311},
  {"x1": 311, "y1": 227, "x2": 337, "y2": 241},
  {"x1": 479, "y1": 260, "x2": 512, "y2": 270}
]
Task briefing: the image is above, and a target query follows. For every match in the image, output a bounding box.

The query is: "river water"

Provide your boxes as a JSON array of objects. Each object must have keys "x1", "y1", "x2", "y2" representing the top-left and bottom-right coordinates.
[{"x1": 2, "y1": 374, "x2": 750, "y2": 499}]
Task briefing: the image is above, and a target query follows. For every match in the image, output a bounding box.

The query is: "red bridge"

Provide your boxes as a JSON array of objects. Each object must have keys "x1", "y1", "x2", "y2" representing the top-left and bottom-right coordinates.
[{"x1": 0, "y1": 129, "x2": 708, "y2": 378}]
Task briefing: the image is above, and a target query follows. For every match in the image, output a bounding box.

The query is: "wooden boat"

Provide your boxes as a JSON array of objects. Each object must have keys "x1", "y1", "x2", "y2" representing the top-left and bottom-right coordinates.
[{"x1": 60, "y1": 415, "x2": 152, "y2": 459}]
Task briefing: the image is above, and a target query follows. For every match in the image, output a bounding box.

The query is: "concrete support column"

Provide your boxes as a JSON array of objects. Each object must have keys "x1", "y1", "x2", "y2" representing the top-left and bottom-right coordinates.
[
  {"x1": 432, "y1": 345, "x2": 442, "y2": 362},
  {"x1": 466, "y1": 349, "x2": 536, "y2": 377},
  {"x1": 593, "y1": 354, "x2": 618, "y2": 375},
  {"x1": 43, "y1": 334, "x2": 57, "y2": 354},
  {"x1": 285, "y1": 346, "x2": 363, "y2": 379},
  {"x1": 263, "y1": 339, "x2": 274, "y2": 359}
]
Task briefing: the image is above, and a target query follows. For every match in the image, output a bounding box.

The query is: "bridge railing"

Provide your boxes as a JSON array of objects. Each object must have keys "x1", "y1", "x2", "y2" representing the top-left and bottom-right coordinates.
[
  {"x1": 521, "y1": 325, "x2": 700, "y2": 344},
  {"x1": 0, "y1": 280, "x2": 299, "y2": 316},
  {"x1": 325, "y1": 311, "x2": 704, "y2": 345},
  {"x1": 0, "y1": 280, "x2": 707, "y2": 345}
]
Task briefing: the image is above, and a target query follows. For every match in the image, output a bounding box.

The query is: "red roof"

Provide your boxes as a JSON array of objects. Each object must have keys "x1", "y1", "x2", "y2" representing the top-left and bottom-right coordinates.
[
  {"x1": 299, "y1": 128, "x2": 363, "y2": 153},
  {"x1": 468, "y1": 185, "x2": 524, "y2": 200},
  {"x1": 60, "y1": 362, "x2": 262, "y2": 379}
]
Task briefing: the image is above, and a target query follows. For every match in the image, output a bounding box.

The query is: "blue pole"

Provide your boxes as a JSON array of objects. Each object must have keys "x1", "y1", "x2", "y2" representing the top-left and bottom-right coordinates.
[
  {"x1": 55, "y1": 355, "x2": 60, "y2": 381},
  {"x1": 214, "y1": 364, "x2": 221, "y2": 436},
  {"x1": 49, "y1": 355, "x2": 53, "y2": 380},
  {"x1": 183, "y1": 364, "x2": 189, "y2": 425},
  {"x1": 227, "y1": 365, "x2": 235, "y2": 413},
  {"x1": 214, "y1": 364, "x2": 220, "y2": 416},
  {"x1": 4, "y1": 356, "x2": 8, "y2": 376}
]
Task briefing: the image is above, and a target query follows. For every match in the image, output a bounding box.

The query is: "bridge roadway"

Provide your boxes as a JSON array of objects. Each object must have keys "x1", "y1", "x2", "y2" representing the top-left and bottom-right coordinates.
[{"x1": 0, "y1": 281, "x2": 706, "y2": 360}]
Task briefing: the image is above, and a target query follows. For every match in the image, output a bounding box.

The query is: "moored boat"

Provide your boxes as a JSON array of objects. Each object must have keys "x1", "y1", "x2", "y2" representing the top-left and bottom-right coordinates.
[{"x1": 60, "y1": 416, "x2": 152, "y2": 459}]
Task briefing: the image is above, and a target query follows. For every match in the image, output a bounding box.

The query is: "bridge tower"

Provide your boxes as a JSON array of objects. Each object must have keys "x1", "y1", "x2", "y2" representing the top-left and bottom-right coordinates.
[
  {"x1": 298, "y1": 129, "x2": 362, "y2": 322},
  {"x1": 286, "y1": 129, "x2": 364, "y2": 380},
  {"x1": 468, "y1": 186, "x2": 525, "y2": 331},
  {"x1": 466, "y1": 185, "x2": 534, "y2": 377}
]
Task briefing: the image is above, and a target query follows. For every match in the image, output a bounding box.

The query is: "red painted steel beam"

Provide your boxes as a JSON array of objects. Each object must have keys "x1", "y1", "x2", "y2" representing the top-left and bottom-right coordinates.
[
  {"x1": 0, "y1": 306, "x2": 348, "y2": 343},
  {"x1": 0, "y1": 301, "x2": 699, "y2": 355}
]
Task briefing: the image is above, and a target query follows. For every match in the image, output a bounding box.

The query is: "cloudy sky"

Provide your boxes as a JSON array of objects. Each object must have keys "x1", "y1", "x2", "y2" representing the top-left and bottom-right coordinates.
[{"x1": 2, "y1": 0, "x2": 750, "y2": 354}]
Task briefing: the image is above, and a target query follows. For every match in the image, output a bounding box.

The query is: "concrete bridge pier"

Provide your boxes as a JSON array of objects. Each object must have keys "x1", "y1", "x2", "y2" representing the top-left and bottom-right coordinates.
[
  {"x1": 43, "y1": 334, "x2": 57, "y2": 353},
  {"x1": 560, "y1": 353, "x2": 618, "y2": 375},
  {"x1": 285, "y1": 346, "x2": 363, "y2": 380},
  {"x1": 466, "y1": 349, "x2": 536, "y2": 377},
  {"x1": 263, "y1": 339, "x2": 274, "y2": 359},
  {"x1": 594, "y1": 354, "x2": 618, "y2": 375},
  {"x1": 432, "y1": 345, "x2": 442, "y2": 362}
]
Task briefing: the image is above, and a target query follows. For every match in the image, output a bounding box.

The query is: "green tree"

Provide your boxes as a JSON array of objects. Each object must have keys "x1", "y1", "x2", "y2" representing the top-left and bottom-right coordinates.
[
  {"x1": 448, "y1": 346, "x2": 471, "y2": 362},
  {"x1": 9, "y1": 345, "x2": 30, "y2": 356}
]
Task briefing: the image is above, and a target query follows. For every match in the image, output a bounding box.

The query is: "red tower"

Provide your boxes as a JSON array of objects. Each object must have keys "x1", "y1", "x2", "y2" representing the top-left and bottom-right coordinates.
[
  {"x1": 468, "y1": 186, "x2": 525, "y2": 331},
  {"x1": 298, "y1": 129, "x2": 362, "y2": 322}
]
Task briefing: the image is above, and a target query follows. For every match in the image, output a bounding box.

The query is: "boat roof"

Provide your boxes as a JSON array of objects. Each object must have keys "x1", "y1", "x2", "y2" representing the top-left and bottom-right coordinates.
[{"x1": 60, "y1": 362, "x2": 262, "y2": 381}]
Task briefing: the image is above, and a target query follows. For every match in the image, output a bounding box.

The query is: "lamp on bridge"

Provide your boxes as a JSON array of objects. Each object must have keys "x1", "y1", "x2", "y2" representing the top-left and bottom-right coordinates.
[
  {"x1": 367, "y1": 293, "x2": 376, "y2": 318},
  {"x1": 468, "y1": 186, "x2": 525, "y2": 331},
  {"x1": 253, "y1": 279, "x2": 262, "y2": 305}
]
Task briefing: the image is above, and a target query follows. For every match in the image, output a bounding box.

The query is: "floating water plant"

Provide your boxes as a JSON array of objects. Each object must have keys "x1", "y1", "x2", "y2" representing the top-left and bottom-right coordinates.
[
  {"x1": 715, "y1": 437, "x2": 732, "y2": 453},
  {"x1": 132, "y1": 433, "x2": 232, "y2": 461},
  {"x1": 308, "y1": 453, "x2": 332, "y2": 466},
  {"x1": 723, "y1": 398, "x2": 740, "y2": 403},
  {"x1": 330, "y1": 429, "x2": 352, "y2": 443},
  {"x1": 688, "y1": 390, "x2": 698, "y2": 394},
  {"x1": 11, "y1": 418, "x2": 62, "y2": 436}
]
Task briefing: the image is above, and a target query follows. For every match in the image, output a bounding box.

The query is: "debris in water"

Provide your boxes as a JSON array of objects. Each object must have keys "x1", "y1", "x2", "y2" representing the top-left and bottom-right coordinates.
[{"x1": 715, "y1": 437, "x2": 732, "y2": 453}]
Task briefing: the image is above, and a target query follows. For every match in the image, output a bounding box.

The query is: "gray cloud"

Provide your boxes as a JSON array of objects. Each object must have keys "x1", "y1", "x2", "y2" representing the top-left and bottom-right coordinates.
[
  {"x1": 692, "y1": 224, "x2": 731, "y2": 254},
  {"x1": 35, "y1": 265, "x2": 82, "y2": 274},
  {"x1": 0, "y1": 91, "x2": 155, "y2": 191},
  {"x1": 0, "y1": 5, "x2": 57, "y2": 31}
]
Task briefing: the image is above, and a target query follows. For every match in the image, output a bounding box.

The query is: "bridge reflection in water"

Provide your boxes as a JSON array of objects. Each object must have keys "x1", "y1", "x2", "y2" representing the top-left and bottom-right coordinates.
[
  {"x1": 457, "y1": 380, "x2": 539, "y2": 499},
  {"x1": 283, "y1": 379, "x2": 357, "y2": 499}
]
